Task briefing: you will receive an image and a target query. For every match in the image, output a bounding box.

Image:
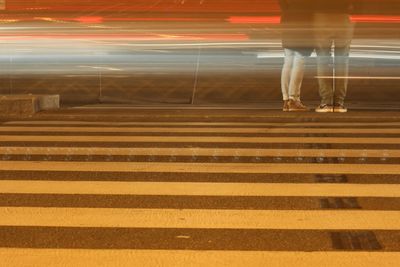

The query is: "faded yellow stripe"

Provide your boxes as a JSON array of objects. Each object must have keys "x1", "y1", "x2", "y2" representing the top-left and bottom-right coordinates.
[
  {"x1": 1, "y1": 180, "x2": 400, "y2": 197},
  {"x1": 0, "y1": 161, "x2": 399, "y2": 175},
  {"x1": 0, "y1": 250, "x2": 399, "y2": 267},
  {"x1": 0, "y1": 135, "x2": 399, "y2": 144},
  {"x1": 1, "y1": 207, "x2": 400, "y2": 230}
]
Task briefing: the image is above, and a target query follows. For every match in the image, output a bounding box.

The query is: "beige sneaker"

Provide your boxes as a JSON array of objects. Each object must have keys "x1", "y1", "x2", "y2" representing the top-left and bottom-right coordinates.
[
  {"x1": 315, "y1": 104, "x2": 334, "y2": 113},
  {"x1": 334, "y1": 104, "x2": 348, "y2": 113},
  {"x1": 283, "y1": 100, "x2": 289, "y2": 112},
  {"x1": 288, "y1": 100, "x2": 309, "y2": 112}
]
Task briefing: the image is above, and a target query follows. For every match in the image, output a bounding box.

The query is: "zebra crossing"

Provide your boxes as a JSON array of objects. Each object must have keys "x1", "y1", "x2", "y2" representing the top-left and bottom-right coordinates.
[{"x1": 0, "y1": 118, "x2": 399, "y2": 266}]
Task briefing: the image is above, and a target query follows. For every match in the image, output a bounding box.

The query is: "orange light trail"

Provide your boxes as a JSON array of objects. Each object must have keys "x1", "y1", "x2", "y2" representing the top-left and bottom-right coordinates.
[
  {"x1": 0, "y1": 33, "x2": 250, "y2": 41},
  {"x1": 351, "y1": 15, "x2": 400, "y2": 23},
  {"x1": 227, "y1": 16, "x2": 281, "y2": 24}
]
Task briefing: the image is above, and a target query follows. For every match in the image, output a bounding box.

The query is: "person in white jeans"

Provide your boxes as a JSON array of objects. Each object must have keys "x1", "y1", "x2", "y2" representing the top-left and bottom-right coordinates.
[
  {"x1": 281, "y1": 49, "x2": 306, "y2": 110},
  {"x1": 279, "y1": 0, "x2": 314, "y2": 111}
]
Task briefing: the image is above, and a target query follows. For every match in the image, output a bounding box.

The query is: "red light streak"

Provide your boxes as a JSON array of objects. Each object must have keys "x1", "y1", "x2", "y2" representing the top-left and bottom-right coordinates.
[
  {"x1": 228, "y1": 15, "x2": 400, "y2": 24},
  {"x1": 1, "y1": 15, "x2": 400, "y2": 25},
  {"x1": 5, "y1": 0, "x2": 280, "y2": 12},
  {"x1": 69, "y1": 17, "x2": 212, "y2": 23},
  {"x1": 0, "y1": 33, "x2": 249, "y2": 41},
  {"x1": 351, "y1": 15, "x2": 400, "y2": 23},
  {"x1": 75, "y1": 16, "x2": 104, "y2": 24},
  {"x1": 227, "y1": 16, "x2": 281, "y2": 24}
]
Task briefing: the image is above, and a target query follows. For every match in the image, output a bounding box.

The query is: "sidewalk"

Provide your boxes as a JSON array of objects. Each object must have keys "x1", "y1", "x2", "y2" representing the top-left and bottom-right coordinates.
[{"x1": 2, "y1": 103, "x2": 400, "y2": 123}]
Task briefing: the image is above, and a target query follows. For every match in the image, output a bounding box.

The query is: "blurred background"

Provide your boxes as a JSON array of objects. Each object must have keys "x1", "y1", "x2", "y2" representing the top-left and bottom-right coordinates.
[{"x1": 0, "y1": 0, "x2": 399, "y2": 106}]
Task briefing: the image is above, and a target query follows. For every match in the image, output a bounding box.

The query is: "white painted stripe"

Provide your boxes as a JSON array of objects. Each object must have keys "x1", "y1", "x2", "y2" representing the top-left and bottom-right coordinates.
[
  {"x1": 0, "y1": 147, "x2": 397, "y2": 158},
  {"x1": 4, "y1": 120, "x2": 400, "y2": 127},
  {"x1": 1, "y1": 135, "x2": 399, "y2": 144},
  {"x1": 0, "y1": 250, "x2": 399, "y2": 267},
  {"x1": 1, "y1": 161, "x2": 399, "y2": 175},
  {"x1": 1, "y1": 126, "x2": 400, "y2": 134},
  {"x1": 1, "y1": 207, "x2": 400, "y2": 229},
  {"x1": 1, "y1": 180, "x2": 400, "y2": 197}
]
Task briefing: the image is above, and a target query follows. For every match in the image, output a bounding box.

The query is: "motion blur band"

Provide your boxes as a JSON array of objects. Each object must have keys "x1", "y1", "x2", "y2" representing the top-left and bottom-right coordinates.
[
  {"x1": 279, "y1": 0, "x2": 314, "y2": 112},
  {"x1": 314, "y1": 0, "x2": 356, "y2": 113}
]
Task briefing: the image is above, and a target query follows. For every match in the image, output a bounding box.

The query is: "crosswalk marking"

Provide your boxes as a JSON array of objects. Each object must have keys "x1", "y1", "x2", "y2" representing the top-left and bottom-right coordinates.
[
  {"x1": 1, "y1": 161, "x2": 399, "y2": 174},
  {"x1": 1, "y1": 135, "x2": 400, "y2": 144},
  {"x1": 2, "y1": 126, "x2": 400, "y2": 134},
  {"x1": 2, "y1": 180, "x2": 400, "y2": 197},
  {"x1": 0, "y1": 147, "x2": 397, "y2": 157},
  {"x1": 0, "y1": 250, "x2": 399, "y2": 267},
  {"x1": 1, "y1": 114, "x2": 400, "y2": 262},
  {"x1": 1, "y1": 207, "x2": 400, "y2": 230}
]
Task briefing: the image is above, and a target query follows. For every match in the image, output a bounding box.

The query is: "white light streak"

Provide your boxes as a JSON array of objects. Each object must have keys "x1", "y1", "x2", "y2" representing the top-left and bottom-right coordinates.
[
  {"x1": 78, "y1": 65, "x2": 122, "y2": 71},
  {"x1": 316, "y1": 76, "x2": 400, "y2": 80}
]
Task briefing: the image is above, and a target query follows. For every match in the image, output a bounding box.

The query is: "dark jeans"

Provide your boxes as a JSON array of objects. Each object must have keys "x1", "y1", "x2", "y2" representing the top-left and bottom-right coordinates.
[{"x1": 314, "y1": 13, "x2": 354, "y2": 106}]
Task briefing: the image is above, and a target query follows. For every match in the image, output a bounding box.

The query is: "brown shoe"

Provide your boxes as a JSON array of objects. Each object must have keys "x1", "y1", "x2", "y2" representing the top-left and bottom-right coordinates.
[
  {"x1": 288, "y1": 100, "x2": 309, "y2": 112},
  {"x1": 283, "y1": 100, "x2": 289, "y2": 112}
]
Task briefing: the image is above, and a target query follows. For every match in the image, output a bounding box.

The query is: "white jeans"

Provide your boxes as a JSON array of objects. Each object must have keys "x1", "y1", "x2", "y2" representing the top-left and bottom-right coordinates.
[{"x1": 281, "y1": 49, "x2": 306, "y2": 101}]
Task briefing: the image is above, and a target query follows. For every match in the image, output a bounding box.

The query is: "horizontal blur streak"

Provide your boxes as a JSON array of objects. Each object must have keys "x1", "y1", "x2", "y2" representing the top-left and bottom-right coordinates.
[
  {"x1": 1, "y1": 15, "x2": 400, "y2": 25},
  {"x1": 0, "y1": 15, "x2": 218, "y2": 23},
  {"x1": 0, "y1": 1, "x2": 399, "y2": 105},
  {"x1": 351, "y1": 15, "x2": 400, "y2": 23},
  {"x1": 316, "y1": 76, "x2": 400, "y2": 80},
  {"x1": 228, "y1": 16, "x2": 281, "y2": 24},
  {"x1": 5, "y1": 0, "x2": 280, "y2": 12},
  {"x1": 229, "y1": 15, "x2": 400, "y2": 24},
  {"x1": 4, "y1": 0, "x2": 400, "y2": 14},
  {"x1": 0, "y1": 15, "x2": 400, "y2": 24},
  {"x1": 73, "y1": 17, "x2": 212, "y2": 23},
  {"x1": 0, "y1": 34, "x2": 250, "y2": 41}
]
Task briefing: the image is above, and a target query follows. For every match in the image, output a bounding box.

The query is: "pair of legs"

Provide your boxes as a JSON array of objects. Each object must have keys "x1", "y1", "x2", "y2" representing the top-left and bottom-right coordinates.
[
  {"x1": 315, "y1": 13, "x2": 354, "y2": 111},
  {"x1": 281, "y1": 48, "x2": 305, "y2": 102},
  {"x1": 281, "y1": 49, "x2": 308, "y2": 111}
]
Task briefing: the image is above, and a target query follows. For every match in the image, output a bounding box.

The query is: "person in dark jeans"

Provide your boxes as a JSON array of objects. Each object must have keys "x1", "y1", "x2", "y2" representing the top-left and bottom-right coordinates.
[
  {"x1": 279, "y1": 0, "x2": 314, "y2": 112},
  {"x1": 313, "y1": 0, "x2": 355, "y2": 113}
]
